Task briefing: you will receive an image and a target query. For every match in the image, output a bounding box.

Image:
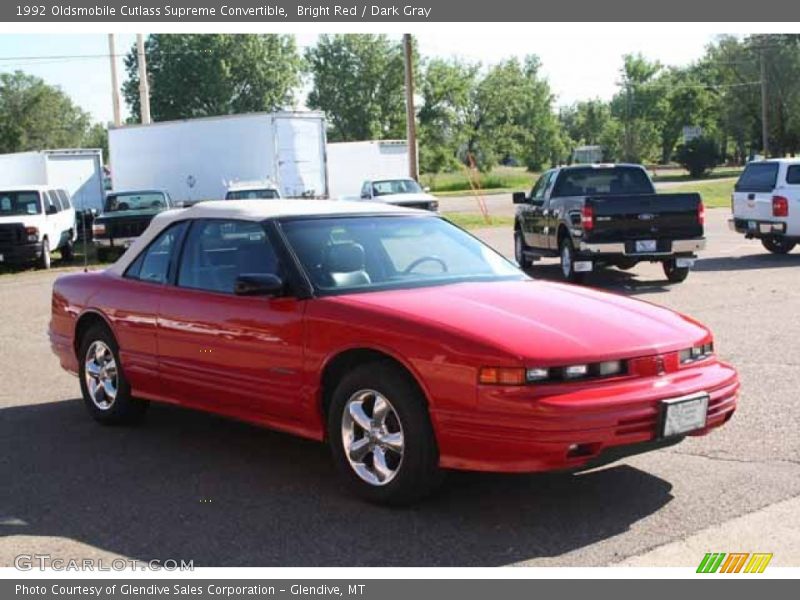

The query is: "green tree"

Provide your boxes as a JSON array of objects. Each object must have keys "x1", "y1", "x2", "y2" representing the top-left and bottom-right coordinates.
[
  {"x1": 306, "y1": 34, "x2": 407, "y2": 142},
  {"x1": 82, "y1": 123, "x2": 109, "y2": 162},
  {"x1": 560, "y1": 99, "x2": 613, "y2": 147},
  {"x1": 675, "y1": 136, "x2": 720, "y2": 178},
  {"x1": 417, "y1": 57, "x2": 479, "y2": 174},
  {"x1": 0, "y1": 71, "x2": 92, "y2": 153},
  {"x1": 123, "y1": 34, "x2": 303, "y2": 121}
]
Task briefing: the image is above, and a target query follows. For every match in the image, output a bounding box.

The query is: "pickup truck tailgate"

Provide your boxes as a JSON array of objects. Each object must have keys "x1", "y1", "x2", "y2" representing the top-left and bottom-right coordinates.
[
  {"x1": 586, "y1": 193, "x2": 703, "y2": 243},
  {"x1": 732, "y1": 191, "x2": 776, "y2": 221}
]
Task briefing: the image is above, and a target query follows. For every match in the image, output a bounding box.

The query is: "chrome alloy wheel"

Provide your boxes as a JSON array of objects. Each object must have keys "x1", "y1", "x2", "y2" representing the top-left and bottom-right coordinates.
[
  {"x1": 341, "y1": 389, "x2": 405, "y2": 486},
  {"x1": 561, "y1": 243, "x2": 572, "y2": 278},
  {"x1": 84, "y1": 340, "x2": 118, "y2": 410}
]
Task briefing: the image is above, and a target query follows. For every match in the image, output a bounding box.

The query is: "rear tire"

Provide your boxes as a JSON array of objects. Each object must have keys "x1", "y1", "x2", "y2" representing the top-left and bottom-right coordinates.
[
  {"x1": 327, "y1": 361, "x2": 441, "y2": 505},
  {"x1": 761, "y1": 237, "x2": 796, "y2": 254},
  {"x1": 559, "y1": 237, "x2": 586, "y2": 284},
  {"x1": 514, "y1": 228, "x2": 532, "y2": 268},
  {"x1": 39, "y1": 238, "x2": 51, "y2": 270},
  {"x1": 78, "y1": 323, "x2": 148, "y2": 425},
  {"x1": 663, "y1": 259, "x2": 690, "y2": 283},
  {"x1": 616, "y1": 258, "x2": 638, "y2": 271},
  {"x1": 61, "y1": 237, "x2": 75, "y2": 262}
]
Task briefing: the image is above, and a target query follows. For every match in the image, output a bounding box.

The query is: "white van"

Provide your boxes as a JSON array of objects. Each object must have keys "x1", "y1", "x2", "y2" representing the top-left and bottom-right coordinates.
[
  {"x1": 730, "y1": 159, "x2": 800, "y2": 254},
  {"x1": 0, "y1": 186, "x2": 77, "y2": 269}
]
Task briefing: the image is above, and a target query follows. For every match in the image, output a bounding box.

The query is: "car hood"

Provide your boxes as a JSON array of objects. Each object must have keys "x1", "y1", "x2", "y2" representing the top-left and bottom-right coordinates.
[
  {"x1": 373, "y1": 193, "x2": 436, "y2": 204},
  {"x1": 331, "y1": 279, "x2": 708, "y2": 364}
]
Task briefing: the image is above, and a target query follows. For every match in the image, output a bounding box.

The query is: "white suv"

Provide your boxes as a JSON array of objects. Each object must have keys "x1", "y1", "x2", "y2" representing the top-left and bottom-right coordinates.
[
  {"x1": 224, "y1": 181, "x2": 282, "y2": 200},
  {"x1": 0, "y1": 186, "x2": 77, "y2": 269},
  {"x1": 730, "y1": 159, "x2": 800, "y2": 254}
]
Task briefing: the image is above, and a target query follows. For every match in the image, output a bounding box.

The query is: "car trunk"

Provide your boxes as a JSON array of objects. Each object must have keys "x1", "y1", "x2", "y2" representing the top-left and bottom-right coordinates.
[{"x1": 585, "y1": 193, "x2": 703, "y2": 244}]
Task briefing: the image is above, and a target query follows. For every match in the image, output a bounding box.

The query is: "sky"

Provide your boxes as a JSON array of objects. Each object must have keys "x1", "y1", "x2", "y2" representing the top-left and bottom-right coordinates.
[{"x1": 0, "y1": 31, "x2": 721, "y2": 125}]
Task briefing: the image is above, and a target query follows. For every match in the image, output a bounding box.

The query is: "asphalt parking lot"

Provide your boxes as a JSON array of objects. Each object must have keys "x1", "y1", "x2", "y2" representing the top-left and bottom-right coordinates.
[{"x1": 1, "y1": 207, "x2": 799, "y2": 567}]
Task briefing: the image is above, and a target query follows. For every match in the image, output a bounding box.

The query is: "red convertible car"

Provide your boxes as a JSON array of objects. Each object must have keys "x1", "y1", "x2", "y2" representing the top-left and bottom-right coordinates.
[{"x1": 49, "y1": 200, "x2": 739, "y2": 504}]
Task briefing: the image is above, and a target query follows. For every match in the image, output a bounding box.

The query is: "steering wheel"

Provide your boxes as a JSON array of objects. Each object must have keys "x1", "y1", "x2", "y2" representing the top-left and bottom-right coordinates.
[{"x1": 403, "y1": 256, "x2": 448, "y2": 274}]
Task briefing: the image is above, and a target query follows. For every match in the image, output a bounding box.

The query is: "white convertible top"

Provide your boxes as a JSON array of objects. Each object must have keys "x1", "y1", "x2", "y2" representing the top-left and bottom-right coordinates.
[{"x1": 106, "y1": 199, "x2": 424, "y2": 276}]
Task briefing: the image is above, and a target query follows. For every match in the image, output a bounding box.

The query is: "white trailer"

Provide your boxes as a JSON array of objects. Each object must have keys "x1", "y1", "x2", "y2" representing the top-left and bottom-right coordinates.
[
  {"x1": 109, "y1": 112, "x2": 328, "y2": 203},
  {"x1": 0, "y1": 149, "x2": 105, "y2": 211},
  {"x1": 327, "y1": 140, "x2": 412, "y2": 200}
]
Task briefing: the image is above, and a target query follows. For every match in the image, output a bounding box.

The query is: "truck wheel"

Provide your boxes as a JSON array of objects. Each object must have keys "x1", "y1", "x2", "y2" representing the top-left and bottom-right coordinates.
[
  {"x1": 559, "y1": 237, "x2": 585, "y2": 284},
  {"x1": 761, "y1": 237, "x2": 796, "y2": 254},
  {"x1": 61, "y1": 237, "x2": 75, "y2": 262},
  {"x1": 78, "y1": 323, "x2": 149, "y2": 425},
  {"x1": 514, "y1": 228, "x2": 531, "y2": 268},
  {"x1": 327, "y1": 361, "x2": 442, "y2": 505},
  {"x1": 39, "y1": 238, "x2": 51, "y2": 269},
  {"x1": 616, "y1": 258, "x2": 638, "y2": 271},
  {"x1": 663, "y1": 259, "x2": 689, "y2": 283}
]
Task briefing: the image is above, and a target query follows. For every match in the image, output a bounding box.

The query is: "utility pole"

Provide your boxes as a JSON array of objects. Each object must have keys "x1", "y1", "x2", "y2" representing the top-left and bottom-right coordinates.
[
  {"x1": 624, "y1": 83, "x2": 632, "y2": 162},
  {"x1": 107, "y1": 34, "x2": 122, "y2": 128},
  {"x1": 403, "y1": 33, "x2": 418, "y2": 180},
  {"x1": 760, "y1": 49, "x2": 769, "y2": 157},
  {"x1": 136, "y1": 34, "x2": 151, "y2": 125}
]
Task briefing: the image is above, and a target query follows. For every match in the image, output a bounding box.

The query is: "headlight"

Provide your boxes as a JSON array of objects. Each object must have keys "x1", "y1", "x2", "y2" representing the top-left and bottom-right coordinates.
[
  {"x1": 563, "y1": 364, "x2": 589, "y2": 379},
  {"x1": 24, "y1": 226, "x2": 39, "y2": 242},
  {"x1": 429, "y1": 201, "x2": 439, "y2": 212},
  {"x1": 598, "y1": 360, "x2": 623, "y2": 377},
  {"x1": 680, "y1": 341, "x2": 714, "y2": 364}
]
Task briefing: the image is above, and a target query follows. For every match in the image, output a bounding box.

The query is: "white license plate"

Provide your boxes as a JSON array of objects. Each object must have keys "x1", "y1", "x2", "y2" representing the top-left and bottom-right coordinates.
[
  {"x1": 635, "y1": 239, "x2": 657, "y2": 253},
  {"x1": 661, "y1": 393, "x2": 709, "y2": 437},
  {"x1": 675, "y1": 257, "x2": 695, "y2": 268}
]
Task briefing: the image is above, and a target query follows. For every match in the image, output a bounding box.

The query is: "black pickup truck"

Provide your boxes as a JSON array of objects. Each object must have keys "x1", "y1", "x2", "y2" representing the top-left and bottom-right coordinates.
[{"x1": 513, "y1": 164, "x2": 706, "y2": 283}]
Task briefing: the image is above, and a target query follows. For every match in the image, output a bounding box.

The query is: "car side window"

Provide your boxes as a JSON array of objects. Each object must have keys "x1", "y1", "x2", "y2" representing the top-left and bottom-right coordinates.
[
  {"x1": 530, "y1": 173, "x2": 549, "y2": 200},
  {"x1": 361, "y1": 182, "x2": 370, "y2": 198},
  {"x1": 787, "y1": 165, "x2": 800, "y2": 185},
  {"x1": 46, "y1": 190, "x2": 62, "y2": 212},
  {"x1": 177, "y1": 219, "x2": 282, "y2": 294},
  {"x1": 125, "y1": 222, "x2": 187, "y2": 284},
  {"x1": 57, "y1": 189, "x2": 71, "y2": 209}
]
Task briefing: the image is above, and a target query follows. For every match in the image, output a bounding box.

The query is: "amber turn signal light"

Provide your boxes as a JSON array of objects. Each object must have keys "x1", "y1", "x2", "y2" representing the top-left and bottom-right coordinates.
[{"x1": 478, "y1": 367, "x2": 527, "y2": 386}]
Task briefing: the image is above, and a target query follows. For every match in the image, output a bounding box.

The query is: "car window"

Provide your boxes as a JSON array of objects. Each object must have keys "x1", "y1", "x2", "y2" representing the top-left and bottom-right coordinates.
[
  {"x1": 177, "y1": 220, "x2": 282, "y2": 294},
  {"x1": 57, "y1": 189, "x2": 71, "y2": 209},
  {"x1": 0, "y1": 191, "x2": 42, "y2": 216},
  {"x1": 552, "y1": 167, "x2": 653, "y2": 197},
  {"x1": 106, "y1": 192, "x2": 167, "y2": 212},
  {"x1": 225, "y1": 189, "x2": 280, "y2": 200},
  {"x1": 530, "y1": 173, "x2": 548, "y2": 199},
  {"x1": 736, "y1": 162, "x2": 779, "y2": 192},
  {"x1": 371, "y1": 179, "x2": 423, "y2": 196},
  {"x1": 125, "y1": 222, "x2": 186, "y2": 284},
  {"x1": 786, "y1": 165, "x2": 800, "y2": 185},
  {"x1": 44, "y1": 190, "x2": 60, "y2": 213}
]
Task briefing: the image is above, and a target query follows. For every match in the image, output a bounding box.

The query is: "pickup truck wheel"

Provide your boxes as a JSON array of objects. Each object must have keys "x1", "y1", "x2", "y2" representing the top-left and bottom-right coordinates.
[
  {"x1": 39, "y1": 238, "x2": 51, "y2": 269},
  {"x1": 514, "y1": 229, "x2": 531, "y2": 268},
  {"x1": 616, "y1": 258, "x2": 638, "y2": 271},
  {"x1": 761, "y1": 237, "x2": 796, "y2": 254},
  {"x1": 78, "y1": 324, "x2": 149, "y2": 425},
  {"x1": 328, "y1": 361, "x2": 441, "y2": 505},
  {"x1": 559, "y1": 237, "x2": 585, "y2": 283},
  {"x1": 663, "y1": 259, "x2": 690, "y2": 283}
]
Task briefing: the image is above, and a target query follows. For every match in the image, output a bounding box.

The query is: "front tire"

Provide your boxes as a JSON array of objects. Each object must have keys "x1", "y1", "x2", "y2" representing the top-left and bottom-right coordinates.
[
  {"x1": 78, "y1": 324, "x2": 148, "y2": 425},
  {"x1": 559, "y1": 237, "x2": 585, "y2": 283},
  {"x1": 39, "y1": 238, "x2": 51, "y2": 269},
  {"x1": 514, "y1": 227, "x2": 531, "y2": 268},
  {"x1": 327, "y1": 361, "x2": 441, "y2": 505},
  {"x1": 61, "y1": 236, "x2": 75, "y2": 261},
  {"x1": 663, "y1": 259, "x2": 690, "y2": 283},
  {"x1": 761, "y1": 237, "x2": 796, "y2": 254}
]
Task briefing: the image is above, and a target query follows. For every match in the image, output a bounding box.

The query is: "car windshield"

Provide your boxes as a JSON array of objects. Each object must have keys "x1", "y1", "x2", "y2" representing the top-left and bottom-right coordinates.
[
  {"x1": 225, "y1": 189, "x2": 280, "y2": 200},
  {"x1": 280, "y1": 215, "x2": 524, "y2": 295},
  {"x1": 552, "y1": 167, "x2": 654, "y2": 197},
  {"x1": 372, "y1": 179, "x2": 423, "y2": 196},
  {"x1": 105, "y1": 192, "x2": 167, "y2": 212},
  {"x1": 0, "y1": 191, "x2": 42, "y2": 216}
]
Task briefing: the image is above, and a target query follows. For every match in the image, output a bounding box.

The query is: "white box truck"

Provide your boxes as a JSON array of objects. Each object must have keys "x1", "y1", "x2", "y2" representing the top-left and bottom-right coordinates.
[
  {"x1": 0, "y1": 149, "x2": 105, "y2": 211},
  {"x1": 327, "y1": 140, "x2": 412, "y2": 199},
  {"x1": 109, "y1": 111, "x2": 329, "y2": 203}
]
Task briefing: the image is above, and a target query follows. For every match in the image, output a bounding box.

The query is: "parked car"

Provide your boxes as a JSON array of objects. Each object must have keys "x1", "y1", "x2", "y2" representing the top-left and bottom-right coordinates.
[
  {"x1": 513, "y1": 164, "x2": 706, "y2": 283},
  {"x1": 359, "y1": 178, "x2": 438, "y2": 212},
  {"x1": 729, "y1": 158, "x2": 800, "y2": 254},
  {"x1": 225, "y1": 181, "x2": 282, "y2": 200},
  {"x1": 49, "y1": 201, "x2": 738, "y2": 505},
  {"x1": 92, "y1": 190, "x2": 173, "y2": 262},
  {"x1": 0, "y1": 185, "x2": 76, "y2": 269}
]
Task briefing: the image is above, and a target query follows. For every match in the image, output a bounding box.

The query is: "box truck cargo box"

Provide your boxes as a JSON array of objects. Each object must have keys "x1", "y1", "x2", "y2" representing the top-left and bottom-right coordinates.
[
  {"x1": 109, "y1": 112, "x2": 328, "y2": 203},
  {"x1": 0, "y1": 149, "x2": 105, "y2": 211},
  {"x1": 327, "y1": 140, "x2": 412, "y2": 199}
]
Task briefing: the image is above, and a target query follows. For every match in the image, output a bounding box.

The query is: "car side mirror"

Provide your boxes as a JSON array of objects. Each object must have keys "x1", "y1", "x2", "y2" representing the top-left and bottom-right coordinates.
[
  {"x1": 234, "y1": 273, "x2": 284, "y2": 297},
  {"x1": 423, "y1": 186, "x2": 431, "y2": 193},
  {"x1": 512, "y1": 192, "x2": 528, "y2": 204}
]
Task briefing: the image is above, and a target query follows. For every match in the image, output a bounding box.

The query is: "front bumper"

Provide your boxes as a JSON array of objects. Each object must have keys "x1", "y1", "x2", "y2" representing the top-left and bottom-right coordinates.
[
  {"x1": 433, "y1": 360, "x2": 738, "y2": 473},
  {"x1": 93, "y1": 237, "x2": 137, "y2": 248},
  {"x1": 728, "y1": 218, "x2": 788, "y2": 237},
  {"x1": 579, "y1": 238, "x2": 706, "y2": 256},
  {"x1": 0, "y1": 241, "x2": 43, "y2": 264}
]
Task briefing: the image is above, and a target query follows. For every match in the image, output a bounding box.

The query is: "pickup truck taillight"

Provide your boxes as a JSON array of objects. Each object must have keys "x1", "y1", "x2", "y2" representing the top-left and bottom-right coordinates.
[
  {"x1": 772, "y1": 196, "x2": 789, "y2": 217},
  {"x1": 698, "y1": 201, "x2": 705, "y2": 225},
  {"x1": 581, "y1": 205, "x2": 594, "y2": 231},
  {"x1": 92, "y1": 222, "x2": 106, "y2": 236},
  {"x1": 24, "y1": 226, "x2": 39, "y2": 243}
]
